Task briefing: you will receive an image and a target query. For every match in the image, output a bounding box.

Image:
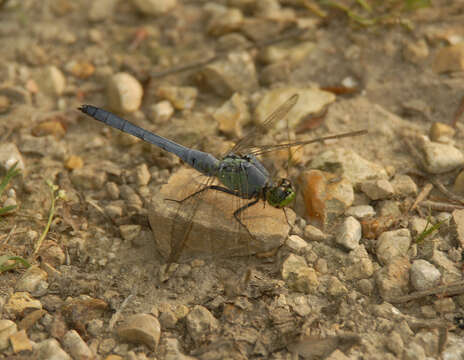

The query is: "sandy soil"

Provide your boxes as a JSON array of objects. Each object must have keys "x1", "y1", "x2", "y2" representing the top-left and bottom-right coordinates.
[{"x1": 1, "y1": 1, "x2": 464, "y2": 359}]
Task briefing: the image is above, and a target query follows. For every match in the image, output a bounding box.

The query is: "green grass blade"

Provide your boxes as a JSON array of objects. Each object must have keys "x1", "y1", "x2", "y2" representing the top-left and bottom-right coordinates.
[
  {"x1": 0, "y1": 205, "x2": 17, "y2": 215},
  {"x1": 404, "y1": 0, "x2": 431, "y2": 11},
  {"x1": 0, "y1": 161, "x2": 20, "y2": 198},
  {"x1": 356, "y1": 0, "x2": 372, "y2": 12},
  {"x1": 415, "y1": 217, "x2": 446, "y2": 244},
  {"x1": 0, "y1": 255, "x2": 31, "y2": 273}
]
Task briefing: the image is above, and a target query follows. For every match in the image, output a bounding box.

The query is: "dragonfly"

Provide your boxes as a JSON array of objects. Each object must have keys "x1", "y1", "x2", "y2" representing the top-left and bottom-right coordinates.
[{"x1": 79, "y1": 94, "x2": 367, "y2": 267}]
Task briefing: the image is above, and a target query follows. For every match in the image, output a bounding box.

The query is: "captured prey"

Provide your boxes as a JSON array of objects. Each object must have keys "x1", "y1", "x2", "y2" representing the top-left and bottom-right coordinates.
[{"x1": 78, "y1": 95, "x2": 367, "y2": 264}]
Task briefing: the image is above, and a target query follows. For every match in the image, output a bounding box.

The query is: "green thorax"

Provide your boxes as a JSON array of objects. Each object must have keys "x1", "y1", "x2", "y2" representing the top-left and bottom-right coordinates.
[{"x1": 217, "y1": 155, "x2": 295, "y2": 208}]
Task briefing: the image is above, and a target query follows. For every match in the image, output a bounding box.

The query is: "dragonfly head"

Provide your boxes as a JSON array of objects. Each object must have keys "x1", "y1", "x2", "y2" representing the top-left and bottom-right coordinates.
[{"x1": 266, "y1": 178, "x2": 295, "y2": 208}]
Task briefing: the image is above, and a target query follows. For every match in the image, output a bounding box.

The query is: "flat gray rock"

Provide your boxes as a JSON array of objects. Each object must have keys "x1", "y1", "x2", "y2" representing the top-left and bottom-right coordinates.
[{"x1": 149, "y1": 168, "x2": 295, "y2": 262}]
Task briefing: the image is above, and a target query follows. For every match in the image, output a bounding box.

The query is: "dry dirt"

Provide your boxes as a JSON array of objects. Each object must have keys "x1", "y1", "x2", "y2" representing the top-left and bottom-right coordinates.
[{"x1": 1, "y1": 1, "x2": 464, "y2": 359}]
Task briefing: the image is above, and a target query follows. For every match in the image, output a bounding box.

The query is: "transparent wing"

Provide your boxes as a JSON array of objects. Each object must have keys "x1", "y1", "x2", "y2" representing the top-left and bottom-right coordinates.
[
  {"x1": 228, "y1": 94, "x2": 367, "y2": 161},
  {"x1": 167, "y1": 174, "x2": 216, "y2": 267},
  {"x1": 165, "y1": 168, "x2": 258, "y2": 269},
  {"x1": 230, "y1": 94, "x2": 299, "y2": 155},
  {"x1": 248, "y1": 129, "x2": 368, "y2": 157}
]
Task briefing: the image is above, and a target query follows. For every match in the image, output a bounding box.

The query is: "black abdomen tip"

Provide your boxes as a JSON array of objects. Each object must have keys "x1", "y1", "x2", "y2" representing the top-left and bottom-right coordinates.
[{"x1": 78, "y1": 104, "x2": 97, "y2": 116}]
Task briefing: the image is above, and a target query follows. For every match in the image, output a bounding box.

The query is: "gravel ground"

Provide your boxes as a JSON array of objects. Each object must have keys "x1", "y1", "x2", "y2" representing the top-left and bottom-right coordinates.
[{"x1": 1, "y1": 1, "x2": 464, "y2": 359}]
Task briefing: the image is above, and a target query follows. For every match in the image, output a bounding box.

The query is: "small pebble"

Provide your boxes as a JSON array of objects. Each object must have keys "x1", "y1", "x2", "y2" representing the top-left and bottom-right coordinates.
[
  {"x1": 357, "y1": 279, "x2": 374, "y2": 296},
  {"x1": 160, "y1": 338, "x2": 190, "y2": 360},
  {"x1": 451, "y1": 209, "x2": 464, "y2": 247},
  {"x1": 421, "y1": 140, "x2": 464, "y2": 174},
  {"x1": 39, "y1": 241, "x2": 66, "y2": 267},
  {"x1": 104, "y1": 204, "x2": 124, "y2": 219},
  {"x1": 0, "y1": 95, "x2": 10, "y2": 113},
  {"x1": 391, "y1": 174, "x2": 418, "y2": 197},
  {"x1": 120, "y1": 185, "x2": 143, "y2": 209},
  {"x1": 345, "y1": 257, "x2": 374, "y2": 280},
  {"x1": 375, "y1": 257, "x2": 411, "y2": 299},
  {"x1": 15, "y1": 266, "x2": 48, "y2": 295},
  {"x1": 287, "y1": 295, "x2": 311, "y2": 317},
  {"x1": 345, "y1": 205, "x2": 376, "y2": 219},
  {"x1": 86, "y1": 319, "x2": 104, "y2": 337},
  {"x1": 18, "y1": 309, "x2": 46, "y2": 331},
  {"x1": 149, "y1": 100, "x2": 174, "y2": 123},
  {"x1": 285, "y1": 234, "x2": 309, "y2": 254},
  {"x1": 403, "y1": 342, "x2": 426, "y2": 360},
  {"x1": 429, "y1": 122, "x2": 455, "y2": 142},
  {"x1": 303, "y1": 224, "x2": 331, "y2": 242},
  {"x1": 105, "y1": 182, "x2": 120, "y2": 200},
  {"x1": 159, "y1": 308, "x2": 178, "y2": 329},
  {"x1": 255, "y1": 88, "x2": 335, "y2": 130},
  {"x1": 135, "y1": 163, "x2": 151, "y2": 186},
  {"x1": 107, "y1": 72, "x2": 143, "y2": 113},
  {"x1": 137, "y1": 186, "x2": 150, "y2": 199},
  {"x1": 402, "y1": 98, "x2": 431, "y2": 119},
  {"x1": 314, "y1": 258, "x2": 328, "y2": 273},
  {"x1": 207, "y1": 7, "x2": 243, "y2": 36},
  {"x1": 116, "y1": 313, "x2": 161, "y2": 351},
  {"x1": 376, "y1": 229, "x2": 411, "y2": 265},
  {"x1": 335, "y1": 216, "x2": 361, "y2": 251},
  {"x1": 409, "y1": 216, "x2": 429, "y2": 237},
  {"x1": 0, "y1": 143, "x2": 25, "y2": 174},
  {"x1": 190, "y1": 259, "x2": 205, "y2": 268},
  {"x1": 410, "y1": 259, "x2": 441, "y2": 291},
  {"x1": 327, "y1": 276, "x2": 348, "y2": 297},
  {"x1": 88, "y1": 0, "x2": 117, "y2": 21},
  {"x1": 304, "y1": 249, "x2": 318, "y2": 264},
  {"x1": 433, "y1": 42, "x2": 464, "y2": 73},
  {"x1": 10, "y1": 329, "x2": 33, "y2": 353},
  {"x1": 65, "y1": 155, "x2": 83, "y2": 170},
  {"x1": 299, "y1": 170, "x2": 354, "y2": 227},
  {"x1": 260, "y1": 61, "x2": 292, "y2": 85},
  {"x1": 360, "y1": 179, "x2": 394, "y2": 200},
  {"x1": 32, "y1": 120, "x2": 66, "y2": 138},
  {"x1": 38, "y1": 65, "x2": 66, "y2": 96},
  {"x1": 213, "y1": 93, "x2": 249, "y2": 138},
  {"x1": 185, "y1": 305, "x2": 219, "y2": 343},
  {"x1": 119, "y1": 224, "x2": 141, "y2": 242},
  {"x1": 34, "y1": 338, "x2": 71, "y2": 360},
  {"x1": 4, "y1": 292, "x2": 42, "y2": 318},
  {"x1": 260, "y1": 41, "x2": 314, "y2": 65},
  {"x1": 40, "y1": 295, "x2": 64, "y2": 313},
  {"x1": 156, "y1": 85, "x2": 197, "y2": 111},
  {"x1": 62, "y1": 330, "x2": 93, "y2": 360},
  {"x1": 311, "y1": 148, "x2": 388, "y2": 185},
  {"x1": 20, "y1": 134, "x2": 67, "y2": 159},
  {"x1": 0, "y1": 320, "x2": 17, "y2": 350},
  {"x1": 131, "y1": 0, "x2": 177, "y2": 15},
  {"x1": 433, "y1": 297, "x2": 455, "y2": 313},
  {"x1": 67, "y1": 60, "x2": 96, "y2": 79},
  {"x1": 98, "y1": 338, "x2": 116, "y2": 354},
  {"x1": 454, "y1": 170, "x2": 464, "y2": 195},
  {"x1": 377, "y1": 200, "x2": 402, "y2": 218},
  {"x1": 281, "y1": 254, "x2": 319, "y2": 294},
  {"x1": 385, "y1": 331, "x2": 404, "y2": 357},
  {"x1": 198, "y1": 51, "x2": 258, "y2": 97},
  {"x1": 70, "y1": 166, "x2": 107, "y2": 190}
]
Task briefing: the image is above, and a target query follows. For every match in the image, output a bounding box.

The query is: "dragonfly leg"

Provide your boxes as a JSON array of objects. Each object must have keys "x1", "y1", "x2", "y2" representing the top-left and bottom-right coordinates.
[
  {"x1": 165, "y1": 185, "x2": 240, "y2": 204},
  {"x1": 233, "y1": 198, "x2": 260, "y2": 240}
]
